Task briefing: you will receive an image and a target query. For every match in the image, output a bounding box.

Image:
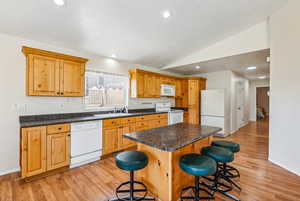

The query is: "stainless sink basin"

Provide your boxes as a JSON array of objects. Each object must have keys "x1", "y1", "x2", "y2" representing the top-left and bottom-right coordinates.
[{"x1": 92, "y1": 113, "x2": 133, "y2": 118}]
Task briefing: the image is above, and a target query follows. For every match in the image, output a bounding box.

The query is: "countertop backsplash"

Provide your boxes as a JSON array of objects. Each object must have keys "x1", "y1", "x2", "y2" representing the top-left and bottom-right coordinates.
[
  {"x1": 128, "y1": 97, "x2": 174, "y2": 109},
  {"x1": 15, "y1": 96, "x2": 175, "y2": 116}
]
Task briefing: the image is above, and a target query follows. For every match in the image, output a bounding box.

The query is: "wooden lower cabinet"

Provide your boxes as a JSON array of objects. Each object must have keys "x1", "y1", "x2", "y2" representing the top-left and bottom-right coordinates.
[
  {"x1": 21, "y1": 124, "x2": 70, "y2": 179},
  {"x1": 21, "y1": 126, "x2": 47, "y2": 178},
  {"x1": 103, "y1": 127, "x2": 119, "y2": 155},
  {"x1": 118, "y1": 123, "x2": 136, "y2": 149},
  {"x1": 103, "y1": 114, "x2": 168, "y2": 155},
  {"x1": 135, "y1": 121, "x2": 150, "y2": 132},
  {"x1": 47, "y1": 133, "x2": 70, "y2": 171}
]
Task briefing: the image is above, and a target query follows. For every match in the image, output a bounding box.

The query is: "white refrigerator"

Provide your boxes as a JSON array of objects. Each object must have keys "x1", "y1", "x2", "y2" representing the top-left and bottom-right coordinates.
[{"x1": 201, "y1": 89, "x2": 226, "y2": 137}]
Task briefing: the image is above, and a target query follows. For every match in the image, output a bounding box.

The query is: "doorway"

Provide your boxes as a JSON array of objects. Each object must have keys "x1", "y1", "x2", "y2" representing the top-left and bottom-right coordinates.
[
  {"x1": 256, "y1": 87, "x2": 270, "y2": 120},
  {"x1": 236, "y1": 81, "x2": 246, "y2": 129}
]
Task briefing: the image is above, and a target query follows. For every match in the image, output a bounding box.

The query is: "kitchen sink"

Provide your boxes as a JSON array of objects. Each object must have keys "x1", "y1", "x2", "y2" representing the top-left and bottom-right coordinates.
[{"x1": 92, "y1": 113, "x2": 133, "y2": 118}]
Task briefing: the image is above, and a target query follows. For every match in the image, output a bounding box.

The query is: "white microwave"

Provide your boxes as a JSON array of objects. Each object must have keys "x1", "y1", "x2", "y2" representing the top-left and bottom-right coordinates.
[{"x1": 161, "y1": 84, "x2": 176, "y2": 97}]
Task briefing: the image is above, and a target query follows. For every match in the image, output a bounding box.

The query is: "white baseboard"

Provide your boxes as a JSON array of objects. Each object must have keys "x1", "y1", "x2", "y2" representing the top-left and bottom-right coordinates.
[
  {"x1": 0, "y1": 167, "x2": 20, "y2": 176},
  {"x1": 230, "y1": 129, "x2": 239, "y2": 135},
  {"x1": 269, "y1": 158, "x2": 300, "y2": 176}
]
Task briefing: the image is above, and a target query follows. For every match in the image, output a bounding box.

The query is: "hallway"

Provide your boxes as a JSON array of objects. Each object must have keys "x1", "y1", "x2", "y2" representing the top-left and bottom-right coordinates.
[
  {"x1": 217, "y1": 119, "x2": 300, "y2": 201},
  {"x1": 1, "y1": 120, "x2": 300, "y2": 201}
]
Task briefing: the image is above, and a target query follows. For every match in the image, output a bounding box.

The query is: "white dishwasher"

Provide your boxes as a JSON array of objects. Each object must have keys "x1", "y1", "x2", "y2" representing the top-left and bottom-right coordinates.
[{"x1": 70, "y1": 120, "x2": 102, "y2": 168}]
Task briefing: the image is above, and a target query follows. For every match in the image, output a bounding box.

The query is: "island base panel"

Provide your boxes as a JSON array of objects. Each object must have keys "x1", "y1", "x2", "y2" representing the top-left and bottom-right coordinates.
[{"x1": 136, "y1": 136, "x2": 213, "y2": 201}]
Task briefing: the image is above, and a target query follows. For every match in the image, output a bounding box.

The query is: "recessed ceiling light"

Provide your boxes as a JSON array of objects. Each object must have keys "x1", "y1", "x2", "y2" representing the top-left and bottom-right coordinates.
[
  {"x1": 247, "y1": 66, "x2": 257, "y2": 70},
  {"x1": 111, "y1": 54, "x2": 116, "y2": 58},
  {"x1": 162, "y1": 10, "x2": 171, "y2": 19},
  {"x1": 195, "y1": 66, "x2": 201, "y2": 69},
  {"x1": 53, "y1": 0, "x2": 65, "y2": 6},
  {"x1": 258, "y1": 76, "x2": 267, "y2": 79}
]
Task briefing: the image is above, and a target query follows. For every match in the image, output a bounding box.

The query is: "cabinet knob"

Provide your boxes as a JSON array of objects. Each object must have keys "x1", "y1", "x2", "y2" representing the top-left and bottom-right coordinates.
[
  {"x1": 57, "y1": 92, "x2": 60, "y2": 95},
  {"x1": 60, "y1": 92, "x2": 64, "y2": 95}
]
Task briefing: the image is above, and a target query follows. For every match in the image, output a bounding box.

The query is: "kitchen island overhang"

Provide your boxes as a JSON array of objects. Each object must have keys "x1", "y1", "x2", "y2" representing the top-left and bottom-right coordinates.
[{"x1": 124, "y1": 123, "x2": 221, "y2": 201}]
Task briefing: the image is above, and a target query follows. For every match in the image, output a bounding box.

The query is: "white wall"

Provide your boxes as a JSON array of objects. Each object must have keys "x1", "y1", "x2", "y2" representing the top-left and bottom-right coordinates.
[
  {"x1": 195, "y1": 71, "x2": 249, "y2": 135},
  {"x1": 165, "y1": 21, "x2": 269, "y2": 68},
  {"x1": 269, "y1": 0, "x2": 300, "y2": 176},
  {"x1": 196, "y1": 71, "x2": 232, "y2": 135},
  {"x1": 230, "y1": 72, "x2": 250, "y2": 133},
  {"x1": 249, "y1": 79, "x2": 270, "y2": 121},
  {"x1": 0, "y1": 33, "x2": 179, "y2": 175}
]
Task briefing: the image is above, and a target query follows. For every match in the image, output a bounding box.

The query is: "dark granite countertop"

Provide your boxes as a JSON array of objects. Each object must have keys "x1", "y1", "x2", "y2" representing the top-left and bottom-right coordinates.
[
  {"x1": 124, "y1": 123, "x2": 221, "y2": 152},
  {"x1": 19, "y1": 109, "x2": 169, "y2": 128},
  {"x1": 171, "y1": 107, "x2": 189, "y2": 111}
]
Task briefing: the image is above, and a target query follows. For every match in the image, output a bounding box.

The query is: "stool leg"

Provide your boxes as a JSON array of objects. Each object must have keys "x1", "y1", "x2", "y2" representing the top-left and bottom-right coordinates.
[
  {"x1": 130, "y1": 171, "x2": 134, "y2": 201},
  {"x1": 221, "y1": 164, "x2": 241, "y2": 191},
  {"x1": 195, "y1": 176, "x2": 200, "y2": 200},
  {"x1": 111, "y1": 170, "x2": 155, "y2": 201}
]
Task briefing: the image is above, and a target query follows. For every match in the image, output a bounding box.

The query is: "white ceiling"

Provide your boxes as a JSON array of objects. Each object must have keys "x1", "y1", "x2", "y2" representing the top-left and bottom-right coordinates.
[
  {"x1": 167, "y1": 49, "x2": 270, "y2": 80},
  {"x1": 0, "y1": 0, "x2": 286, "y2": 67}
]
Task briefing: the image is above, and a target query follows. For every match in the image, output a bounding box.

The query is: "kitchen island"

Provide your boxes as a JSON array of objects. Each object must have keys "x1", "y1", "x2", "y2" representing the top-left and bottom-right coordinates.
[{"x1": 124, "y1": 123, "x2": 221, "y2": 201}]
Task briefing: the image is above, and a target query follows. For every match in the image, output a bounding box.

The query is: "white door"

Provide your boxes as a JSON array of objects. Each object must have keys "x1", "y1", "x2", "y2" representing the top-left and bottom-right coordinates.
[{"x1": 236, "y1": 82, "x2": 245, "y2": 129}]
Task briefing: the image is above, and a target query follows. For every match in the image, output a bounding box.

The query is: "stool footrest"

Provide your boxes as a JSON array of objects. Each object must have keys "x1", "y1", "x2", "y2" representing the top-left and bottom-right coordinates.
[
  {"x1": 220, "y1": 164, "x2": 240, "y2": 178},
  {"x1": 109, "y1": 197, "x2": 155, "y2": 201}
]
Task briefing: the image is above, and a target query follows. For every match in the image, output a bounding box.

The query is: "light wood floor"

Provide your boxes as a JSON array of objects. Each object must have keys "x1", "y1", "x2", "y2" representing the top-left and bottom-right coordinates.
[{"x1": 1, "y1": 119, "x2": 300, "y2": 201}]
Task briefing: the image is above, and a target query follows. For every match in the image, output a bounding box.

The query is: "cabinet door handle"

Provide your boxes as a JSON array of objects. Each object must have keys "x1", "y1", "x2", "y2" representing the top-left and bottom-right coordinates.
[
  {"x1": 60, "y1": 92, "x2": 64, "y2": 95},
  {"x1": 57, "y1": 92, "x2": 60, "y2": 95}
]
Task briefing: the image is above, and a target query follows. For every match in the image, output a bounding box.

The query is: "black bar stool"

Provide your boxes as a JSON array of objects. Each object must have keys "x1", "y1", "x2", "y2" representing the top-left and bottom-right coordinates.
[
  {"x1": 212, "y1": 141, "x2": 241, "y2": 179},
  {"x1": 201, "y1": 146, "x2": 240, "y2": 201},
  {"x1": 179, "y1": 153, "x2": 217, "y2": 201},
  {"x1": 109, "y1": 151, "x2": 155, "y2": 201}
]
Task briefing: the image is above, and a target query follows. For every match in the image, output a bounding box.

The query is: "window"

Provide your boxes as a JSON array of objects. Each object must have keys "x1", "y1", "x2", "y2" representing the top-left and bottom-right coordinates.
[{"x1": 84, "y1": 71, "x2": 129, "y2": 109}]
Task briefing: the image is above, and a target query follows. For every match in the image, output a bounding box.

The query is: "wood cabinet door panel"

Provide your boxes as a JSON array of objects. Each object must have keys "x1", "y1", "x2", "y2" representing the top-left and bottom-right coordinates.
[
  {"x1": 47, "y1": 133, "x2": 70, "y2": 171},
  {"x1": 118, "y1": 124, "x2": 136, "y2": 149},
  {"x1": 103, "y1": 127, "x2": 118, "y2": 155},
  {"x1": 188, "y1": 80, "x2": 200, "y2": 124},
  {"x1": 135, "y1": 121, "x2": 149, "y2": 132},
  {"x1": 61, "y1": 60, "x2": 85, "y2": 97},
  {"x1": 136, "y1": 72, "x2": 145, "y2": 97},
  {"x1": 21, "y1": 127, "x2": 47, "y2": 178},
  {"x1": 27, "y1": 55, "x2": 60, "y2": 96}
]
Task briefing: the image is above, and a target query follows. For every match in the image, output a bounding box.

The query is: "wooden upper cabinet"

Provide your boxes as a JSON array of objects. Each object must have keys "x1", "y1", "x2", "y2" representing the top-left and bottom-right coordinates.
[
  {"x1": 21, "y1": 126, "x2": 47, "y2": 178},
  {"x1": 27, "y1": 55, "x2": 60, "y2": 96},
  {"x1": 60, "y1": 60, "x2": 85, "y2": 97},
  {"x1": 144, "y1": 73, "x2": 160, "y2": 98},
  {"x1": 129, "y1": 69, "x2": 180, "y2": 98},
  {"x1": 22, "y1": 46, "x2": 88, "y2": 97}
]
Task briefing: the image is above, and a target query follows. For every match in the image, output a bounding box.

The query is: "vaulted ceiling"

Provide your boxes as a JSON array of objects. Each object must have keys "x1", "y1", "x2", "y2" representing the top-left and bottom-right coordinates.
[
  {"x1": 0, "y1": 0, "x2": 286, "y2": 67},
  {"x1": 168, "y1": 49, "x2": 270, "y2": 80}
]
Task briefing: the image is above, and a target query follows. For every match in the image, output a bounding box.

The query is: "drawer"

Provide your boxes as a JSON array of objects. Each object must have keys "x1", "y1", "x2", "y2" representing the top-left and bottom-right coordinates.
[
  {"x1": 47, "y1": 123, "x2": 70, "y2": 134},
  {"x1": 156, "y1": 113, "x2": 168, "y2": 119},
  {"x1": 120, "y1": 117, "x2": 136, "y2": 124},
  {"x1": 150, "y1": 119, "x2": 168, "y2": 129},
  {"x1": 135, "y1": 121, "x2": 149, "y2": 132},
  {"x1": 158, "y1": 118, "x2": 168, "y2": 127},
  {"x1": 103, "y1": 118, "x2": 121, "y2": 127},
  {"x1": 148, "y1": 113, "x2": 168, "y2": 120},
  {"x1": 135, "y1": 115, "x2": 152, "y2": 122}
]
